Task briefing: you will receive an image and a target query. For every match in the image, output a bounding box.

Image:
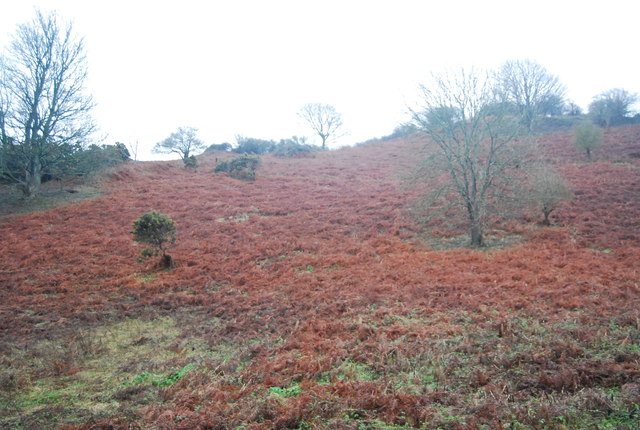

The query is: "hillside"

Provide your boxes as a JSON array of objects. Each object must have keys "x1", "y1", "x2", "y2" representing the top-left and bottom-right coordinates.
[{"x1": 1, "y1": 126, "x2": 640, "y2": 429}]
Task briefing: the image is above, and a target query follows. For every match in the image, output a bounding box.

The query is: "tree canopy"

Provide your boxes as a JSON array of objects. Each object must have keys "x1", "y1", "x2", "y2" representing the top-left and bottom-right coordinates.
[{"x1": 0, "y1": 10, "x2": 96, "y2": 197}]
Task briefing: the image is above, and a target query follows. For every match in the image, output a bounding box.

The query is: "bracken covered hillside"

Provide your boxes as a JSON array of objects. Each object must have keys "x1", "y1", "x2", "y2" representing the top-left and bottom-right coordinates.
[{"x1": 1, "y1": 126, "x2": 640, "y2": 429}]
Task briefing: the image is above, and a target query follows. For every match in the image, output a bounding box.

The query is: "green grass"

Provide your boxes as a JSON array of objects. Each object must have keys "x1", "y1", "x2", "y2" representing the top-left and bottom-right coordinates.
[{"x1": 0, "y1": 317, "x2": 213, "y2": 428}]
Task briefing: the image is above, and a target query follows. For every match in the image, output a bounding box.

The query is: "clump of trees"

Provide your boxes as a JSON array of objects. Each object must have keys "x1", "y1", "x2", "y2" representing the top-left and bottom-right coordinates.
[
  {"x1": 573, "y1": 121, "x2": 603, "y2": 161},
  {"x1": 588, "y1": 88, "x2": 638, "y2": 128},
  {"x1": 73, "y1": 143, "x2": 130, "y2": 174},
  {"x1": 153, "y1": 127, "x2": 205, "y2": 167},
  {"x1": 132, "y1": 211, "x2": 177, "y2": 269},
  {"x1": 227, "y1": 135, "x2": 319, "y2": 157},
  {"x1": 232, "y1": 136, "x2": 275, "y2": 155},
  {"x1": 0, "y1": 10, "x2": 96, "y2": 197},
  {"x1": 272, "y1": 137, "x2": 318, "y2": 157},
  {"x1": 205, "y1": 142, "x2": 232, "y2": 152}
]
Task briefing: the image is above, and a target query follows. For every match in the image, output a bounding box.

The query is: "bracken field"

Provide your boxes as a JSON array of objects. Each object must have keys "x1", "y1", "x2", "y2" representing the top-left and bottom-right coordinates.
[{"x1": 1, "y1": 126, "x2": 640, "y2": 429}]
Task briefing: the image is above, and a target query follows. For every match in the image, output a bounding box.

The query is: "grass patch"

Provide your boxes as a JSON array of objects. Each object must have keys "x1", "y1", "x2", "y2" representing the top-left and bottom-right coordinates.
[
  {"x1": 0, "y1": 317, "x2": 212, "y2": 428},
  {"x1": 0, "y1": 177, "x2": 103, "y2": 219}
]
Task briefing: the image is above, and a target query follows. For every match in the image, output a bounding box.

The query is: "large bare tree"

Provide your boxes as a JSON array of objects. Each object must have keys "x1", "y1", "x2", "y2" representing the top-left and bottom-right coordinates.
[
  {"x1": 412, "y1": 69, "x2": 523, "y2": 247},
  {"x1": 0, "y1": 10, "x2": 95, "y2": 197},
  {"x1": 497, "y1": 59, "x2": 565, "y2": 133},
  {"x1": 298, "y1": 103, "x2": 343, "y2": 150}
]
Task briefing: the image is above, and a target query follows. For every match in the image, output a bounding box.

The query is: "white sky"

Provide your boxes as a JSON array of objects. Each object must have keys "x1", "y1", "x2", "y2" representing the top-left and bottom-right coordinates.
[{"x1": 1, "y1": 0, "x2": 638, "y2": 160}]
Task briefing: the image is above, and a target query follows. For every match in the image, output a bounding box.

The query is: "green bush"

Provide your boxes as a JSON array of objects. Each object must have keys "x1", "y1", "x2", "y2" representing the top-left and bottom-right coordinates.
[
  {"x1": 183, "y1": 155, "x2": 198, "y2": 168},
  {"x1": 132, "y1": 211, "x2": 176, "y2": 268},
  {"x1": 573, "y1": 121, "x2": 603, "y2": 161},
  {"x1": 214, "y1": 156, "x2": 260, "y2": 181}
]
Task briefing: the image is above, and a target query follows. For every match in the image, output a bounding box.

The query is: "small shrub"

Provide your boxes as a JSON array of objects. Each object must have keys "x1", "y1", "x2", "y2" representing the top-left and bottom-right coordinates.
[
  {"x1": 132, "y1": 211, "x2": 176, "y2": 268},
  {"x1": 215, "y1": 156, "x2": 260, "y2": 181},
  {"x1": 573, "y1": 121, "x2": 603, "y2": 161},
  {"x1": 183, "y1": 155, "x2": 198, "y2": 168}
]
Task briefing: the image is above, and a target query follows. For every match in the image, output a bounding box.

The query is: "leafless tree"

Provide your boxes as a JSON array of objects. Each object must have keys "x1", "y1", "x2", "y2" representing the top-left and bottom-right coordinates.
[
  {"x1": 298, "y1": 103, "x2": 343, "y2": 150},
  {"x1": 497, "y1": 59, "x2": 565, "y2": 133},
  {"x1": 0, "y1": 10, "x2": 95, "y2": 197},
  {"x1": 412, "y1": 68, "x2": 524, "y2": 247},
  {"x1": 153, "y1": 126, "x2": 205, "y2": 165},
  {"x1": 126, "y1": 140, "x2": 139, "y2": 161}
]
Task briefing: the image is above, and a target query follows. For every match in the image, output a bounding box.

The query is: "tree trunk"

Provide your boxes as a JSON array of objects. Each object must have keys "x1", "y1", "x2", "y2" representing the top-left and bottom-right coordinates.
[
  {"x1": 470, "y1": 223, "x2": 483, "y2": 247},
  {"x1": 21, "y1": 161, "x2": 42, "y2": 198},
  {"x1": 160, "y1": 254, "x2": 174, "y2": 270},
  {"x1": 467, "y1": 202, "x2": 484, "y2": 247},
  {"x1": 542, "y1": 209, "x2": 551, "y2": 226}
]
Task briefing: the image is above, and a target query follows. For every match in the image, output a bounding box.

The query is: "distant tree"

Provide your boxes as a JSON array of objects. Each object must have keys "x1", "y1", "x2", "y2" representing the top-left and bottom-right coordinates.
[
  {"x1": 497, "y1": 59, "x2": 565, "y2": 133},
  {"x1": 298, "y1": 103, "x2": 343, "y2": 150},
  {"x1": 0, "y1": 10, "x2": 96, "y2": 197},
  {"x1": 153, "y1": 127, "x2": 205, "y2": 166},
  {"x1": 573, "y1": 121, "x2": 603, "y2": 161},
  {"x1": 411, "y1": 68, "x2": 523, "y2": 247},
  {"x1": 538, "y1": 94, "x2": 565, "y2": 116},
  {"x1": 132, "y1": 211, "x2": 176, "y2": 269},
  {"x1": 125, "y1": 140, "x2": 139, "y2": 161},
  {"x1": 563, "y1": 101, "x2": 583, "y2": 116},
  {"x1": 588, "y1": 88, "x2": 638, "y2": 127},
  {"x1": 527, "y1": 163, "x2": 571, "y2": 226}
]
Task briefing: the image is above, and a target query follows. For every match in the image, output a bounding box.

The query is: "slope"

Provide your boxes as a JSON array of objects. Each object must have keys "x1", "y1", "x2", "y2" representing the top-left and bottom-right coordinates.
[{"x1": 1, "y1": 127, "x2": 639, "y2": 429}]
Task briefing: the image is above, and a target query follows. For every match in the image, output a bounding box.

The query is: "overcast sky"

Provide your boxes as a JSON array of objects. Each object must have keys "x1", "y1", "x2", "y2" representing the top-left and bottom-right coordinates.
[{"x1": 1, "y1": 0, "x2": 638, "y2": 160}]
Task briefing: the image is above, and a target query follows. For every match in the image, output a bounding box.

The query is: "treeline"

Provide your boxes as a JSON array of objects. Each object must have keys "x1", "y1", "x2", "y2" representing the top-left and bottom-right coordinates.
[{"x1": 208, "y1": 136, "x2": 320, "y2": 156}]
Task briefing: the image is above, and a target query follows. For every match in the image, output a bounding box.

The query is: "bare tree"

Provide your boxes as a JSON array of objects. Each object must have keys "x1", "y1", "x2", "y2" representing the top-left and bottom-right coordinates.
[
  {"x1": 497, "y1": 59, "x2": 565, "y2": 133},
  {"x1": 126, "y1": 140, "x2": 139, "y2": 161},
  {"x1": 298, "y1": 103, "x2": 343, "y2": 150},
  {"x1": 527, "y1": 163, "x2": 571, "y2": 226},
  {"x1": 588, "y1": 88, "x2": 638, "y2": 127},
  {"x1": 0, "y1": 10, "x2": 96, "y2": 197},
  {"x1": 412, "y1": 69, "x2": 523, "y2": 247},
  {"x1": 153, "y1": 127, "x2": 205, "y2": 165}
]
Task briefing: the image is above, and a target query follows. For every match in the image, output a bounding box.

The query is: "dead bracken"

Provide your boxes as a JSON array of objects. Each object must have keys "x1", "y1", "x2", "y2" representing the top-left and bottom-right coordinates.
[{"x1": 1, "y1": 126, "x2": 640, "y2": 429}]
